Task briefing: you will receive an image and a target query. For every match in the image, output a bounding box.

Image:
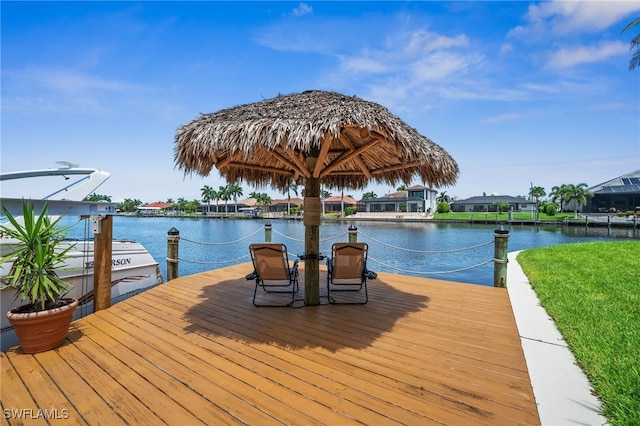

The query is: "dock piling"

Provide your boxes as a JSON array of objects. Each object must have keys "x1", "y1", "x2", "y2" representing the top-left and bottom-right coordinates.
[
  {"x1": 348, "y1": 225, "x2": 358, "y2": 243},
  {"x1": 264, "y1": 222, "x2": 272, "y2": 243},
  {"x1": 167, "y1": 227, "x2": 180, "y2": 280},
  {"x1": 493, "y1": 225, "x2": 509, "y2": 288}
]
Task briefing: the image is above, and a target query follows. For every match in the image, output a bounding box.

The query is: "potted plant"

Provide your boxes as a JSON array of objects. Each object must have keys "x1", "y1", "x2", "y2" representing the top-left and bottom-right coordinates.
[{"x1": 0, "y1": 200, "x2": 78, "y2": 353}]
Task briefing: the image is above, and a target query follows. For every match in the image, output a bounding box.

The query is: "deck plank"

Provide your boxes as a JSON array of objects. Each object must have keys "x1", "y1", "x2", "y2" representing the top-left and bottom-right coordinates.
[
  {"x1": 1, "y1": 352, "x2": 46, "y2": 426},
  {"x1": 2, "y1": 262, "x2": 540, "y2": 425},
  {"x1": 4, "y1": 350, "x2": 84, "y2": 425},
  {"x1": 31, "y1": 345, "x2": 127, "y2": 425},
  {"x1": 145, "y1": 278, "x2": 534, "y2": 424}
]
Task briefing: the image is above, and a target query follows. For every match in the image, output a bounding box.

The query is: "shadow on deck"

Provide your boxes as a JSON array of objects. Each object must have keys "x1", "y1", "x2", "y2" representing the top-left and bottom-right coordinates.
[{"x1": 1, "y1": 263, "x2": 540, "y2": 425}]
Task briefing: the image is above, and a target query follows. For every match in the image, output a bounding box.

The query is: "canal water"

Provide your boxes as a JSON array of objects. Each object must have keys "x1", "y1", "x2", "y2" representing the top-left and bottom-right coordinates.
[{"x1": 62, "y1": 216, "x2": 638, "y2": 287}]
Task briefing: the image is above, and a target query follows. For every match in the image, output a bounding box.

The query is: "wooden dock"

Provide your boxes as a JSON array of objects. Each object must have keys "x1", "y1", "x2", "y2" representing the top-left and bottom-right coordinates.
[{"x1": 1, "y1": 263, "x2": 540, "y2": 425}]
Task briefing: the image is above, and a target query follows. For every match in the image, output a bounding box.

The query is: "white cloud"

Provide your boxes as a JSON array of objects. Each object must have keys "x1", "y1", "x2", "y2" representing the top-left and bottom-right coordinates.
[
  {"x1": 341, "y1": 56, "x2": 389, "y2": 74},
  {"x1": 529, "y1": 0, "x2": 640, "y2": 34},
  {"x1": 513, "y1": 0, "x2": 640, "y2": 38},
  {"x1": 292, "y1": 3, "x2": 312, "y2": 17},
  {"x1": 339, "y1": 28, "x2": 478, "y2": 85},
  {"x1": 38, "y1": 69, "x2": 136, "y2": 93},
  {"x1": 404, "y1": 29, "x2": 469, "y2": 53},
  {"x1": 546, "y1": 40, "x2": 628, "y2": 68},
  {"x1": 499, "y1": 43, "x2": 513, "y2": 55},
  {"x1": 2, "y1": 67, "x2": 151, "y2": 114}
]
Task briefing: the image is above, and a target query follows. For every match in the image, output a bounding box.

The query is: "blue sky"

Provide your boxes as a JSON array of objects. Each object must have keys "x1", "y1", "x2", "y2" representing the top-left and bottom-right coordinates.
[{"x1": 2, "y1": 1, "x2": 639, "y2": 203}]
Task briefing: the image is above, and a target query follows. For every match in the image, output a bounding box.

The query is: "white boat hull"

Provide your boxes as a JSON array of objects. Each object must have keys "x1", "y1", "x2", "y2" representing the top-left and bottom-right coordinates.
[{"x1": 1, "y1": 239, "x2": 163, "y2": 346}]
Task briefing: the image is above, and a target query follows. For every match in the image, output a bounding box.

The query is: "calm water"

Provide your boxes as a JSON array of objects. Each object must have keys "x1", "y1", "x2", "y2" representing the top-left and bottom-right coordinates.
[{"x1": 60, "y1": 216, "x2": 639, "y2": 286}]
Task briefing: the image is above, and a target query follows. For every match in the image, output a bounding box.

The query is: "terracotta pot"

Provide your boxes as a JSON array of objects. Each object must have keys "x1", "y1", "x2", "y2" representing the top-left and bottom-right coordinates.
[{"x1": 6, "y1": 298, "x2": 79, "y2": 354}]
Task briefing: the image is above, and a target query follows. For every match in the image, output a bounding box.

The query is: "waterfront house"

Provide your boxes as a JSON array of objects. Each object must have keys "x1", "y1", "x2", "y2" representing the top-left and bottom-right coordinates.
[
  {"x1": 586, "y1": 170, "x2": 640, "y2": 213},
  {"x1": 358, "y1": 185, "x2": 438, "y2": 214},
  {"x1": 137, "y1": 202, "x2": 173, "y2": 215},
  {"x1": 451, "y1": 195, "x2": 535, "y2": 213},
  {"x1": 323, "y1": 195, "x2": 357, "y2": 213}
]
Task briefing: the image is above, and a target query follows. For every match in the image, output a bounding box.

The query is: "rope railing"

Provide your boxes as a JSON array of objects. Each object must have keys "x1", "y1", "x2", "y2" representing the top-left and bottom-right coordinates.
[
  {"x1": 272, "y1": 228, "x2": 349, "y2": 243},
  {"x1": 179, "y1": 227, "x2": 263, "y2": 245},
  {"x1": 166, "y1": 223, "x2": 510, "y2": 287},
  {"x1": 367, "y1": 255, "x2": 494, "y2": 276},
  {"x1": 358, "y1": 230, "x2": 494, "y2": 254},
  {"x1": 166, "y1": 253, "x2": 251, "y2": 266}
]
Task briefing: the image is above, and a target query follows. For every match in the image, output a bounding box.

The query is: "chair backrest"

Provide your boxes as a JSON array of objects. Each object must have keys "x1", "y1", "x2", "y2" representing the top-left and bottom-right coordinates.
[
  {"x1": 249, "y1": 243, "x2": 291, "y2": 281},
  {"x1": 331, "y1": 243, "x2": 367, "y2": 280}
]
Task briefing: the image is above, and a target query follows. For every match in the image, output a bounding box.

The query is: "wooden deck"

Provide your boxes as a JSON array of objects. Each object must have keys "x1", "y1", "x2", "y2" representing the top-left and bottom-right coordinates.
[{"x1": 1, "y1": 263, "x2": 540, "y2": 425}]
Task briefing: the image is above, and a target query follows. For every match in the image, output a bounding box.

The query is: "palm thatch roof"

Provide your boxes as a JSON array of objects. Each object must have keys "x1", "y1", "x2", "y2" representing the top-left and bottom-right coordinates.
[{"x1": 174, "y1": 90, "x2": 459, "y2": 190}]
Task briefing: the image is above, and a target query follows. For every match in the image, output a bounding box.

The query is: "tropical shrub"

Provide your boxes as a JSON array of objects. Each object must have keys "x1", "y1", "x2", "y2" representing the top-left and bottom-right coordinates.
[
  {"x1": 545, "y1": 203, "x2": 558, "y2": 216},
  {"x1": 345, "y1": 207, "x2": 357, "y2": 216},
  {"x1": 436, "y1": 202, "x2": 450, "y2": 213}
]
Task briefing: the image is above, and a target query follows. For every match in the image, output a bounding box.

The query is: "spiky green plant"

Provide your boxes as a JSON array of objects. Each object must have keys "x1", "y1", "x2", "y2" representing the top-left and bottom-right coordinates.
[{"x1": 1, "y1": 200, "x2": 73, "y2": 311}]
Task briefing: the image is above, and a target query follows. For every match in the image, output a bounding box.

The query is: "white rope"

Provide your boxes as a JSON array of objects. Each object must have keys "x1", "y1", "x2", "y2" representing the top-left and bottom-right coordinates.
[
  {"x1": 358, "y1": 230, "x2": 493, "y2": 254},
  {"x1": 272, "y1": 229, "x2": 304, "y2": 242},
  {"x1": 319, "y1": 231, "x2": 349, "y2": 242},
  {"x1": 179, "y1": 227, "x2": 263, "y2": 246},
  {"x1": 272, "y1": 229, "x2": 349, "y2": 243},
  {"x1": 367, "y1": 255, "x2": 494, "y2": 275},
  {"x1": 166, "y1": 253, "x2": 251, "y2": 265}
]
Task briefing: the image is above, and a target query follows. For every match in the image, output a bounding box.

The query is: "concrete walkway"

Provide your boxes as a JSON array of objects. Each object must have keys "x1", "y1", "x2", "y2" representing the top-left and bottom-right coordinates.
[{"x1": 507, "y1": 251, "x2": 609, "y2": 426}]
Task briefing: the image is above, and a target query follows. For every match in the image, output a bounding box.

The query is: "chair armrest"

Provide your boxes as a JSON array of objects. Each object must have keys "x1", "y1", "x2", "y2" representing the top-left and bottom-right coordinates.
[
  {"x1": 245, "y1": 271, "x2": 257, "y2": 281},
  {"x1": 364, "y1": 269, "x2": 377, "y2": 280}
]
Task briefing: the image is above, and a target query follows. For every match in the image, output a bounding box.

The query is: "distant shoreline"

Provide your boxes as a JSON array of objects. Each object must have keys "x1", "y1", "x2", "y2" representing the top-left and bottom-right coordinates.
[{"x1": 117, "y1": 212, "x2": 640, "y2": 229}]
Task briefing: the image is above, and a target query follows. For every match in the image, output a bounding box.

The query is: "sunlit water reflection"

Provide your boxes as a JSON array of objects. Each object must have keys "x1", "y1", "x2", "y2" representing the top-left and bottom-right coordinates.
[{"x1": 60, "y1": 216, "x2": 638, "y2": 286}]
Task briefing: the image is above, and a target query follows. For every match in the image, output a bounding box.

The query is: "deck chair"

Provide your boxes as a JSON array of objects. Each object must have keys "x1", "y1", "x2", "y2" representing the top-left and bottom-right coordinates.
[
  {"x1": 326, "y1": 242, "x2": 376, "y2": 304},
  {"x1": 247, "y1": 243, "x2": 299, "y2": 307}
]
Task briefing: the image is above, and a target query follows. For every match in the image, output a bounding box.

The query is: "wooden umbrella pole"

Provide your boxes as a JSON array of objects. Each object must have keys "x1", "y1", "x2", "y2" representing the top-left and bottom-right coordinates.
[{"x1": 304, "y1": 158, "x2": 321, "y2": 305}]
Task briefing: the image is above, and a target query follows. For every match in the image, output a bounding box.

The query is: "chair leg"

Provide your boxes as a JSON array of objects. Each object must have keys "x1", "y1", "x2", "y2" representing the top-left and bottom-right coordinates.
[
  {"x1": 327, "y1": 279, "x2": 368, "y2": 305},
  {"x1": 253, "y1": 278, "x2": 297, "y2": 307}
]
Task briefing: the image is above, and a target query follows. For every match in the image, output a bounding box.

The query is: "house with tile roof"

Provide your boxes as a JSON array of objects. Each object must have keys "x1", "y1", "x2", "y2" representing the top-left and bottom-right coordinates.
[{"x1": 323, "y1": 195, "x2": 358, "y2": 213}]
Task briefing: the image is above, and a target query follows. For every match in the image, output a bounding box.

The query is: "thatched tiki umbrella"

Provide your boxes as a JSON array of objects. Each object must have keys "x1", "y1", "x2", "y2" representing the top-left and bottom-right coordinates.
[{"x1": 174, "y1": 90, "x2": 458, "y2": 305}]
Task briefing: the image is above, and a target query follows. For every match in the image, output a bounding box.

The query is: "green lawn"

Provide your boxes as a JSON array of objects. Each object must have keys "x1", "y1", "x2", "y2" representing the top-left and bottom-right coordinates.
[
  {"x1": 434, "y1": 211, "x2": 576, "y2": 221},
  {"x1": 517, "y1": 241, "x2": 640, "y2": 425}
]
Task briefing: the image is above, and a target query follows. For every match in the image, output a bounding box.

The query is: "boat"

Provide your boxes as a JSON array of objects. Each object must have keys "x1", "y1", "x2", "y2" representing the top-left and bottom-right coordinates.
[{"x1": 1, "y1": 162, "x2": 163, "y2": 350}]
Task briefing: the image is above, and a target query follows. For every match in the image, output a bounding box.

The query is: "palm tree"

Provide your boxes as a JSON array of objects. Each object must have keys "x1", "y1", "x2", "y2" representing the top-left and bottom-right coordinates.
[
  {"x1": 218, "y1": 185, "x2": 231, "y2": 213},
  {"x1": 560, "y1": 183, "x2": 593, "y2": 219},
  {"x1": 436, "y1": 191, "x2": 450, "y2": 203},
  {"x1": 250, "y1": 191, "x2": 272, "y2": 213},
  {"x1": 227, "y1": 183, "x2": 243, "y2": 213},
  {"x1": 84, "y1": 193, "x2": 112, "y2": 202},
  {"x1": 321, "y1": 189, "x2": 331, "y2": 216},
  {"x1": 397, "y1": 184, "x2": 407, "y2": 191},
  {"x1": 201, "y1": 185, "x2": 214, "y2": 214},
  {"x1": 622, "y1": 17, "x2": 640, "y2": 70},
  {"x1": 549, "y1": 185, "x2": 567, "y2": 212},
  {"x1": 284, "y1": 181, "x2": 299, "y2": 216},
  {"x1": 529, "y1": 185, "x2": 546, "y2": 219},
  {"x1": 362, "y1": 191, "x2": 377, "y2": 199}
]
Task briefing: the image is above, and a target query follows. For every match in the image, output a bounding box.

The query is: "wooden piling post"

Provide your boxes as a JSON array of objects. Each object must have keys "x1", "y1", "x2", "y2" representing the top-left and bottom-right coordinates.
[
  {"x1": 167, "y1": 227, "x2": 180, "y2": 281},
  {"x1": 264, "y1": 222, "x2": 272, "y2": 242},
  {"x1": 493, "y1": 225, "x2": 509, "y2": 288},
  {"x1": 348, "y1": 225, "x2": 358, "y2": 243},
  {"x1": 93, "y1": 215, "x2": 113, "y2": 312}
]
